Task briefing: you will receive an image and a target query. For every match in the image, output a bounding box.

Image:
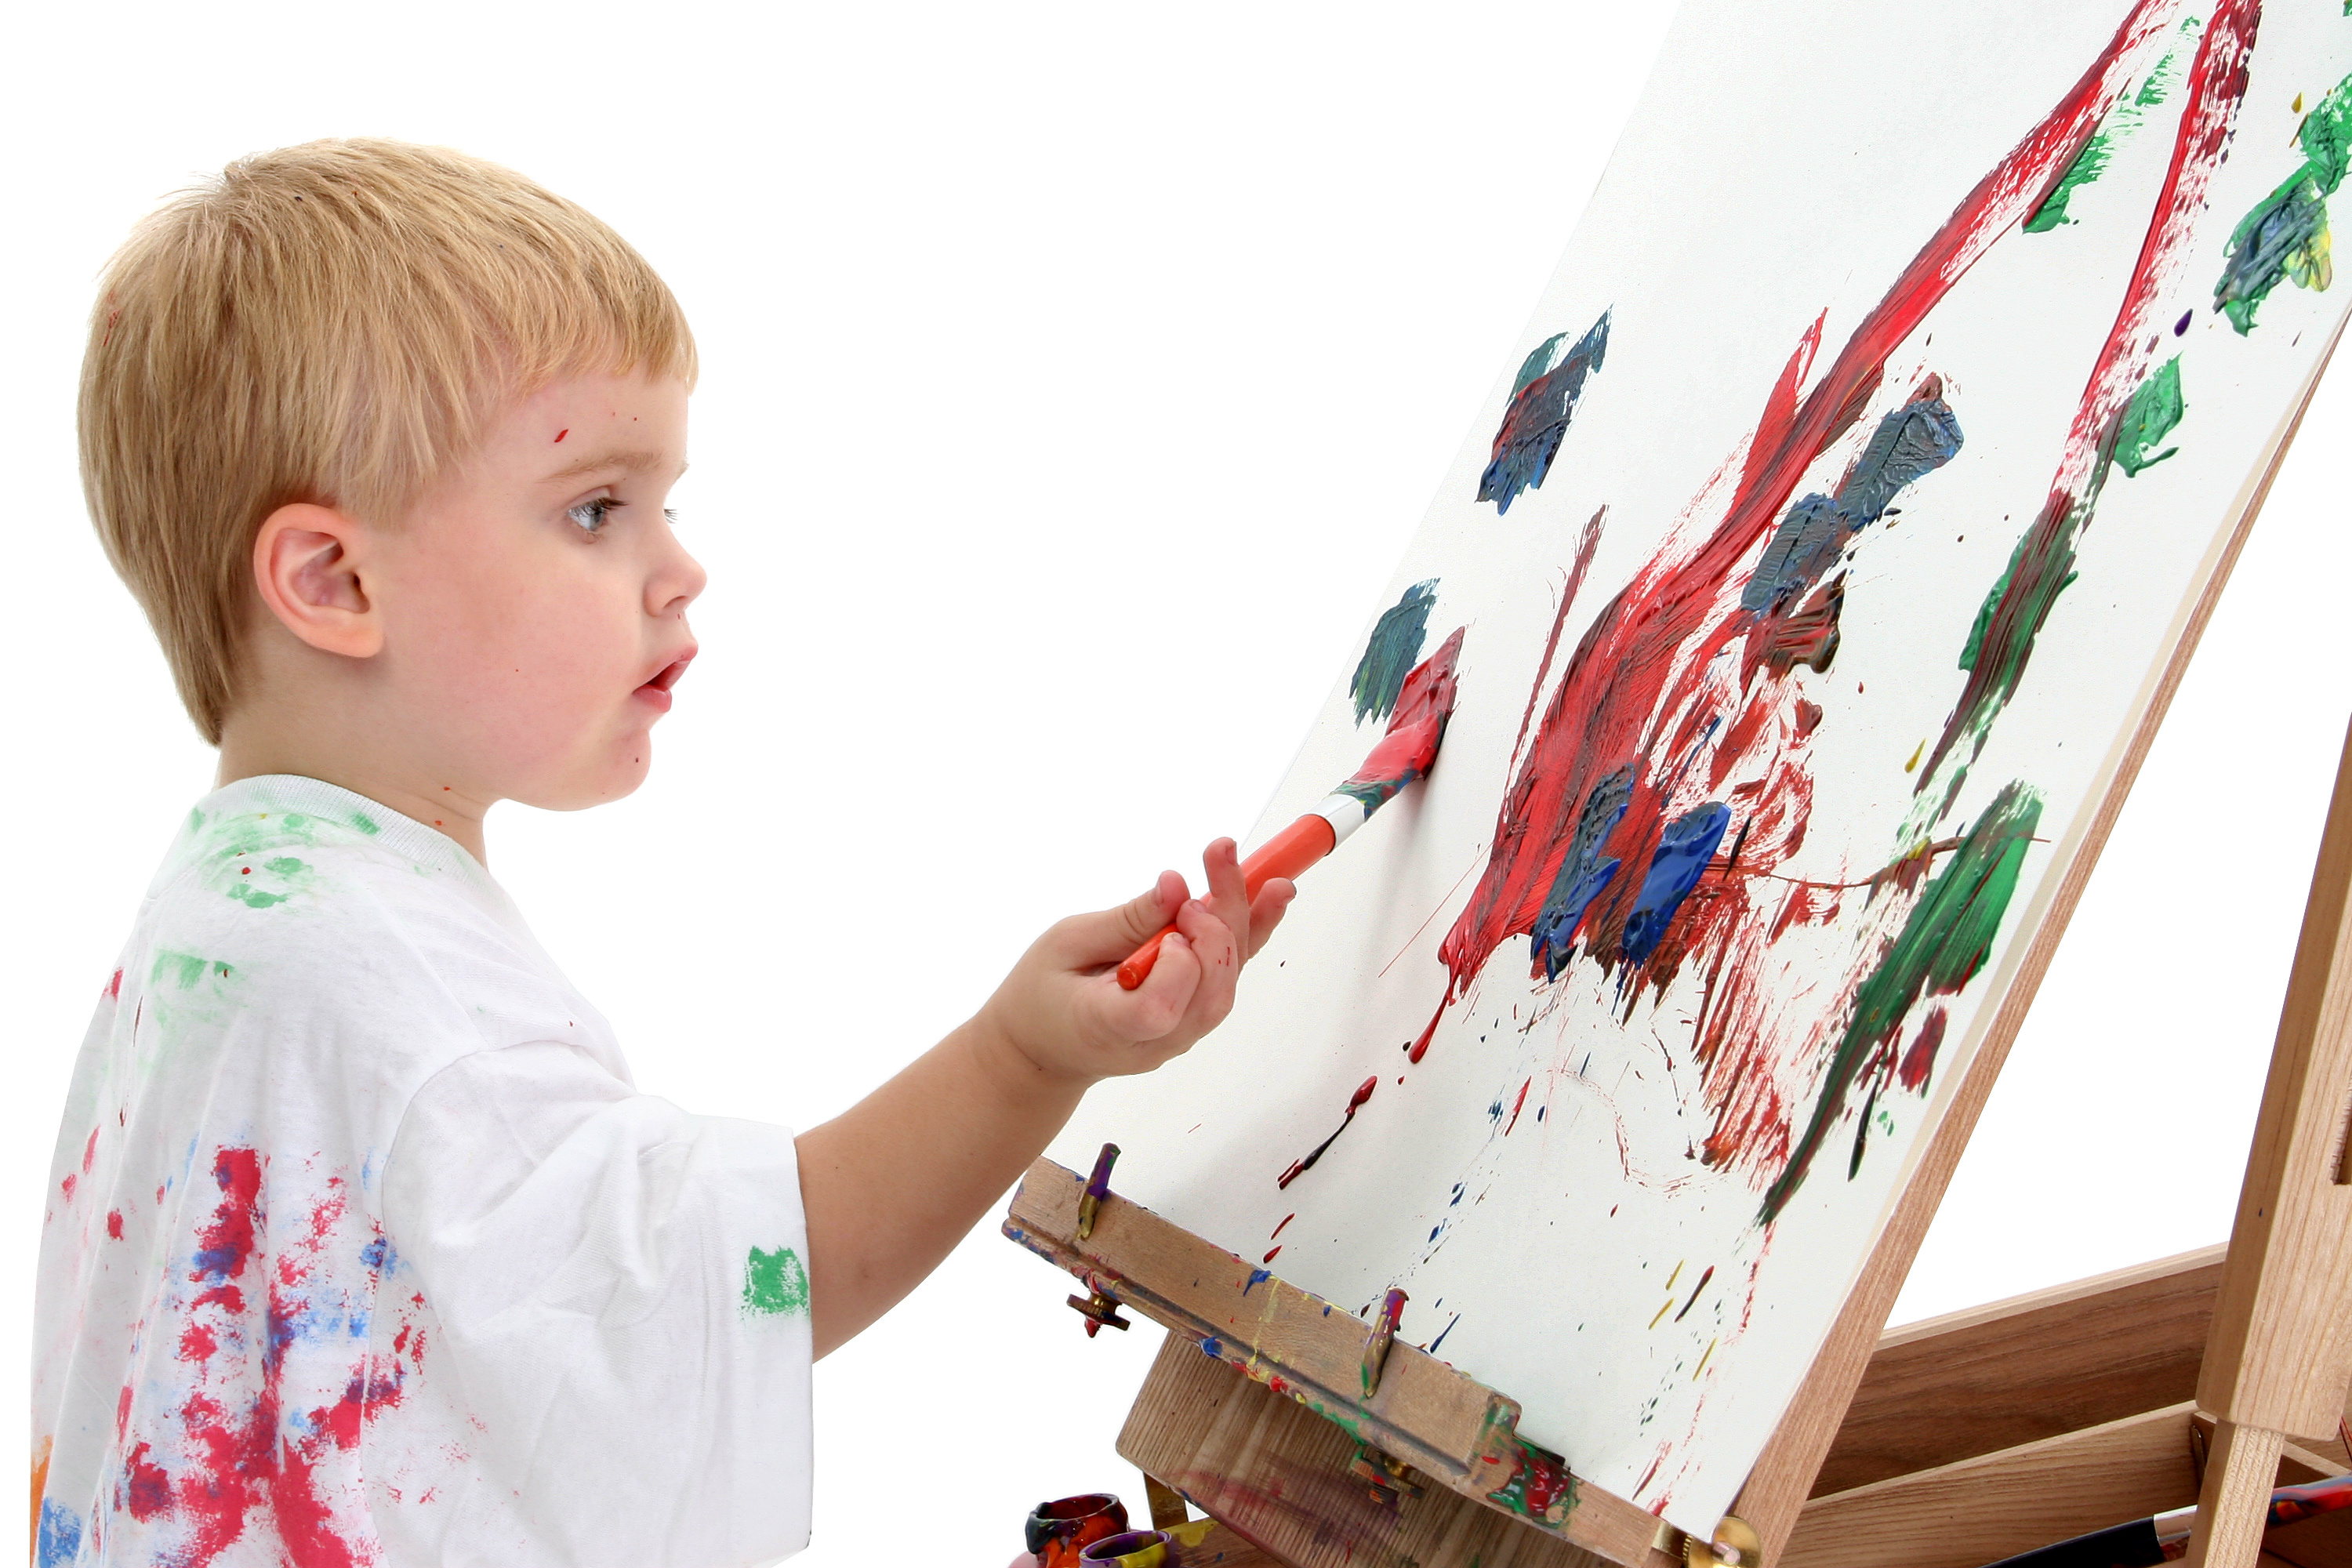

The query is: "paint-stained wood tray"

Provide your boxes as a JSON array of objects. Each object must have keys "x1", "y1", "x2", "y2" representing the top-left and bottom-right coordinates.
[{"x1": 1003, "y1": 1157, "x2": 1681, "y2": 1568}]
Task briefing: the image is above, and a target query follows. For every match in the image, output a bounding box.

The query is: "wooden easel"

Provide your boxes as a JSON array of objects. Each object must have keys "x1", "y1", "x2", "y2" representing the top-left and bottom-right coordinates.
[{"x1": 1003, "y1": 354, "x2": 2350, "y2": 1568}]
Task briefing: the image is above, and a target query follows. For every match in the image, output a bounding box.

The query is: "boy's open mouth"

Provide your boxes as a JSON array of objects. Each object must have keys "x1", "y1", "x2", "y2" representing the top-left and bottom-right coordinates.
[{"x1": 635, "y1": 652, "x2": 695, "y2": 711}]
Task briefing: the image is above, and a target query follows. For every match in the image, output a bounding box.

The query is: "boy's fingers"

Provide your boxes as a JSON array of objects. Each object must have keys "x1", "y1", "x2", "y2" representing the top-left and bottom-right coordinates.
[
  {"x1": 1109, "y1": 928, "x2": 1199, "y2": 1039},
  {"x1": 1172, "y1": 898, "x2": 1241, "y2": 1022},
  {"x1": 1056, "y1": 871, "x2": 1189, "y2": 966},
  {"x1": 1244, "y1": 879, "x2": 1296, "y2": 960}
]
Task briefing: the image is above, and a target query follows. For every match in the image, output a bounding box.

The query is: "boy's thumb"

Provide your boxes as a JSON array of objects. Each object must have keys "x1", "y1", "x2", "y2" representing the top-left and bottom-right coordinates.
[{"x1": 1105, "y1": 880, "x2": 1180, "y2": 946}]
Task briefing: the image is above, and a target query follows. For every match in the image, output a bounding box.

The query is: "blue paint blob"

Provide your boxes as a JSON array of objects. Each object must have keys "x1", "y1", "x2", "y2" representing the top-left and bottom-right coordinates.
[
  {"x1": 1479, "y1": 310, "x2": 1611, "y2": 513},
  {"x1": 1350, "y1": 580, "x2": 1439, "y2": 725},
  {"x1": 1740, "y1": 394, "x2": 1964, "y2": 613},
  {"x1": 1243, "y1": 1269, "x2": 1272, "y2": 1297},
  {"x1": 1620, "y1": 804, "x2": 1735, "y2": 966},
  {"x1": 1200, "y1": 1336, "x2": 1224, "y2": 1358},
  {"x1": 1530, "y1": 766, "x2": 1633, "y2": 978}
]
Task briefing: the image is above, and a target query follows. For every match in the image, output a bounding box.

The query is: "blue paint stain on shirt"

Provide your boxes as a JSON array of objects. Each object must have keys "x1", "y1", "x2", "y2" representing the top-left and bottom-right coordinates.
[{"x1": 37, "y1": 1499, "x2": 82, "y2": 1568}]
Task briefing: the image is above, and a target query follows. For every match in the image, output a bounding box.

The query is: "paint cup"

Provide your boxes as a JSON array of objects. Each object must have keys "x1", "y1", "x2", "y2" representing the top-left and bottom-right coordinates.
[
  {"x1": 1079, "y1": 1530, "x2": 1177, "y2": 1568},
  {"x1": 1025, "y1": 1494, "x2": 1129, "y2": 1568}
]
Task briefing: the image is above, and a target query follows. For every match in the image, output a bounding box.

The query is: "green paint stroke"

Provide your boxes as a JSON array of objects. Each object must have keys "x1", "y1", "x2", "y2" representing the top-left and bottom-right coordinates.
[
  {"x1": 2112, "y1": 356, "x2": 2185, "y2": 475},
  {"x1": 1762, "y1": 782, "x2": 2043, "y2": 1224},
  {"x1": 2025, "y1": 20, "x2": 2197, "y2": 233},
  {"x1": 2216, "y1": 74, "x2": 2352, "y2": 332},
  {"x1": 1350, "y1": 579, "x2": 1439, "y2": 725},
  {"x1": 742, "y1": 1245, "x2": 810, "y2": 1318}
]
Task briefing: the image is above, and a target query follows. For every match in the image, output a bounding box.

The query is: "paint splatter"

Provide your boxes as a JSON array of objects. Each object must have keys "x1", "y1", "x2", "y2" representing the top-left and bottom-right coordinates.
[
  {"x1": 1278, "y1": 1076, "x2": 1379, "y2": 1189},
  {"x1": 1478, "y1": 310, "x2": 1610, "y2": 514},
  {"x1": 2216, "y1": 74, "x2": 2352, "y2": 332},
  {"x1": 1350, "y1": 580, "x2": 1439, "y2": 724},
  {"x1": 1762, "y1": 782, "x2": 2042, "y2": 1221},
  {"x1": 1620, "y1": 804, "x2": 1735, "y2": 970},
  {"x1": 1411, "y1": 0, "x2": 2210, "y2": 1204},
  {"x1": 741, "y1": 1246, "x2": 810, "y2": 1318}
]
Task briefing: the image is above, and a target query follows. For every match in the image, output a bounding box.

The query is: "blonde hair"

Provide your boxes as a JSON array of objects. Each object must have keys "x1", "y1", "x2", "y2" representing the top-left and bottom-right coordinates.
[{"x1": 79, "y1": 138, "x2": 698, "y2": 743}]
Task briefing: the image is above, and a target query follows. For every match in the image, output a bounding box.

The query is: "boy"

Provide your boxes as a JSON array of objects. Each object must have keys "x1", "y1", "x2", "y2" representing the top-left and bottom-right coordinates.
[{"x1": 35, "y1": 139, "x2": 1292, "y2": 1567}]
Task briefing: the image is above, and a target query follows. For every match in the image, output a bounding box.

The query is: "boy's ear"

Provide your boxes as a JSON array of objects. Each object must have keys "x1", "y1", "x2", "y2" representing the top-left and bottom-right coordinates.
[{"x1": 252, "y1": 503, "x2": 383, "y2": 659}]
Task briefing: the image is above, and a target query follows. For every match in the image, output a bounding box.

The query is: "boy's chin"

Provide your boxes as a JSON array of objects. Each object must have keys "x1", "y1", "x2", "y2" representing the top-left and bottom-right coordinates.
[{"x1": 514, "y1": 747, "x2": 655, "y2": 813}]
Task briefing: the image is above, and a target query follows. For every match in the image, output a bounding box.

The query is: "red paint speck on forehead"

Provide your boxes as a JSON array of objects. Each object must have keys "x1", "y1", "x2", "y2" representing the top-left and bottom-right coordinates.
[{"x1": 554, "y1": 429, "x2": 568, "y2": 442}]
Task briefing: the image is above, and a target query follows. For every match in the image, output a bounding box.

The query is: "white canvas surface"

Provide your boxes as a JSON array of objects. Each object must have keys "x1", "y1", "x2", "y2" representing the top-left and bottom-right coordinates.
[{"x1": 1058, "y1": 0, "x2": 2352, "y2": 1533}]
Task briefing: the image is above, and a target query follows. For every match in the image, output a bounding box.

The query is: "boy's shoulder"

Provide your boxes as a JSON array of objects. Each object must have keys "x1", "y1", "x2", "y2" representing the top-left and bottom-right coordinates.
[{"x1": 122, "y1": 774, "x2": 611, "y2": 1069}]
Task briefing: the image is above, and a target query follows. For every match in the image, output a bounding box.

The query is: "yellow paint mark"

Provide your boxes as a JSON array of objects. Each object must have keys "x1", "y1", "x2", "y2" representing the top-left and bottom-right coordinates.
[
  {"x1": 2295, "y1": 93, "x2": 2305, "y2": 113},
  {"x1": 1904, "y1": 739, "x2": 1925, "y2": 773},
  {"x1": 1693, "y1": 1338, "x2": 1719, "y2": 1381},
  {"x1": 1664, "y1": 1259, "x2": 1684, "y2": 1291},
  {"x1": 1649, "y1": 1298, "x2": 1675, "y2": 1330}
]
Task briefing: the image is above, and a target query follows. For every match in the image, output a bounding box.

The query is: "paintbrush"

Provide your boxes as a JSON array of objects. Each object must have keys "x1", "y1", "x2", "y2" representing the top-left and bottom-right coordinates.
[
  {"x1": 1976, "y1": 1471, "x2": 2352, "y2": 1568},
  {"x1": 1116, "y1": 628, "x2": 1464, "y2": 990}
]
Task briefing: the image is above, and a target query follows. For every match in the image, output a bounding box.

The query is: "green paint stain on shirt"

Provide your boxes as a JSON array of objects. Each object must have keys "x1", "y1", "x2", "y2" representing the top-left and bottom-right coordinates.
[
  {"x1": 349, "y1": 813, "x2": 381, "y2": 836},
  {"x1": 152, "y1": 951, "x2": 231, "y2": 989},
  {"x1": 225, "y1": 884, "x2": 287, "y2": 909},
  {"x1": 742, "y1": 1246, "x2": 810, "y2": 1318},
  {"x1": 263, "y1": 857, "x2": 307, "y2": 877}
]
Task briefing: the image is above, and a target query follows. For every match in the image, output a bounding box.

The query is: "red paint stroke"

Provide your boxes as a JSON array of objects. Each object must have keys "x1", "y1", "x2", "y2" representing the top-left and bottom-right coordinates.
[
  {"x1": 1270, "y1": 1212, "x2": 1296, "y2": 1240},
  {"x1": 107, "y1": 1209, "x2": 124, "y2": 1240},
  {"x1": 1672, "y1": 1264, "x2": 1715, "y2": 1323},
  {"x1": 1414, "y1": 0, "x2": 2187, "y2": 1190},
  {"x1": 107, "y1": 967, "x2": 122, "y2": 1000},
  {"x1": 1262, "y1": 1246, "x2": 1283, "y2": 1264},
  {"x1": 82, "y1": 1127, "x2": 100, "y2": 1174},
  {"x1": 1898, "y1": 1006, "x2": 1948, "y2": 1091},
  {"x1": 1918, "y1": 0, "x2": 2263, "y2": 796},
  {"x1": 1512, "y1": 507, "x2": 1610, "y2": 774},
  {"x1": 1338, "y1": 629, "x2": 1465, "y2": 808},
  {"x1": 1504, "y1": 1078, "x2": 1531, "y2": 1136},
  {"x1": 1278, "y1": 1076, "x2": 1380, "y2": 1189}
]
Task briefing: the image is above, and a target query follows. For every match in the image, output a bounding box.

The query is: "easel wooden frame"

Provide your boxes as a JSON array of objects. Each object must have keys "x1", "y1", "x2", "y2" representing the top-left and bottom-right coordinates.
[{"x1": 1003, "y1": 342, "x2": 2348, "y2": 1568}]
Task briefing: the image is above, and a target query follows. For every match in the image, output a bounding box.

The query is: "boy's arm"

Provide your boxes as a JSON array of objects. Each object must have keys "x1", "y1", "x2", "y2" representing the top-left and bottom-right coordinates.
[{"x1": 795, "y1": 838, "x2": 1289, "y2": 1359}]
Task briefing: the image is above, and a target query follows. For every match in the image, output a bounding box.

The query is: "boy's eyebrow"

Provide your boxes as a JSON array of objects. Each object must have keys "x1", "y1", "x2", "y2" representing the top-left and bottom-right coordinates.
[{"x1": 543, "y1": 448, "x2": 689, "y2": 483}]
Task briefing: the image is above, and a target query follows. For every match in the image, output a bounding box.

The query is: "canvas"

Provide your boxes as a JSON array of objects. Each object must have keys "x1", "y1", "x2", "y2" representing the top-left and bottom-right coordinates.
[{"x1": 1057, "y1": 0, "x2": 2352, "y2": 1535}]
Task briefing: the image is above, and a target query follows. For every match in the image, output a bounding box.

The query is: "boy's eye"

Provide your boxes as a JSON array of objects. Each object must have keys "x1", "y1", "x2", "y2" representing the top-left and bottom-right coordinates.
[{"x1": 566, "y1": 498, "x2": 615, "y2": 535}]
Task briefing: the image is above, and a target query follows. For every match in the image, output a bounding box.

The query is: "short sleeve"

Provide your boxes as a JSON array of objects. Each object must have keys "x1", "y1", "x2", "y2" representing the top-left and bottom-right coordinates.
[{"x1": 380, "y1": 1043, "x2": 812, "y2": 1567}]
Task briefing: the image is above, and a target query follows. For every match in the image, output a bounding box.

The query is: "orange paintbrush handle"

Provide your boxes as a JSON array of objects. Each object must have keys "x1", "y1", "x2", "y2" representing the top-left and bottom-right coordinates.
[{"x1": 1115, "y1": 813, "x2": 1340, "y2": 990}]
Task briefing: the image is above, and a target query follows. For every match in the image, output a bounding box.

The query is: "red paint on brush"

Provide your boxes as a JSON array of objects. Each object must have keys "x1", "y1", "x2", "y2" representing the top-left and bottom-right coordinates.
[
  {"x1": 1118, "y1": 632, "x2": 1464, "y2": 989},
  {"x1": 1415, "y1": 0, "x2": 2179, "y2": 1176}
]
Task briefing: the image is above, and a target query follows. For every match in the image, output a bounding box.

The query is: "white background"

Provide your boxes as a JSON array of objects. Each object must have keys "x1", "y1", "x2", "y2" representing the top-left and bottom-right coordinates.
[{"x1": 2, "y1": 2, "x2": 2343, "y2": 1562}]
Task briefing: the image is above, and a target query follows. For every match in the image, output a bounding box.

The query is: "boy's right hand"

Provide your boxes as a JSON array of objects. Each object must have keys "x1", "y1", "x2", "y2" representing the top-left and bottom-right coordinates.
[{"x1": 972, "y1": 837, "x2": 1294, "y2": 1088}]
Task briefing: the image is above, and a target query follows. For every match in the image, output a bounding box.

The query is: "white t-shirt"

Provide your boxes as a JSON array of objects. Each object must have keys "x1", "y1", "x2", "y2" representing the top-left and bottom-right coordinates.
[{"x1": 32, "y1": 776, "x2": 813, "y2": 1568}]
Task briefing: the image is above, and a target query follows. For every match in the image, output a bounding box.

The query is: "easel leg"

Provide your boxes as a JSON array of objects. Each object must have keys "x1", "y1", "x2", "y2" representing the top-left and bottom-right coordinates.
[
  {"x1": 1142, "y1": 1472, "x2": 1189, "y2": 1530},
  {"x1": 2182, "y1": 1420, "x2": 2283, "y2": 1568}
]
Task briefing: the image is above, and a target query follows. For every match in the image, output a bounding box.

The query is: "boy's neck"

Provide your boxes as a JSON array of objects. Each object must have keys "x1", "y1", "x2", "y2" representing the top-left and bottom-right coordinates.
[{"x1": 215, "y1": 727, "x2": 493, "y2": 866}]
